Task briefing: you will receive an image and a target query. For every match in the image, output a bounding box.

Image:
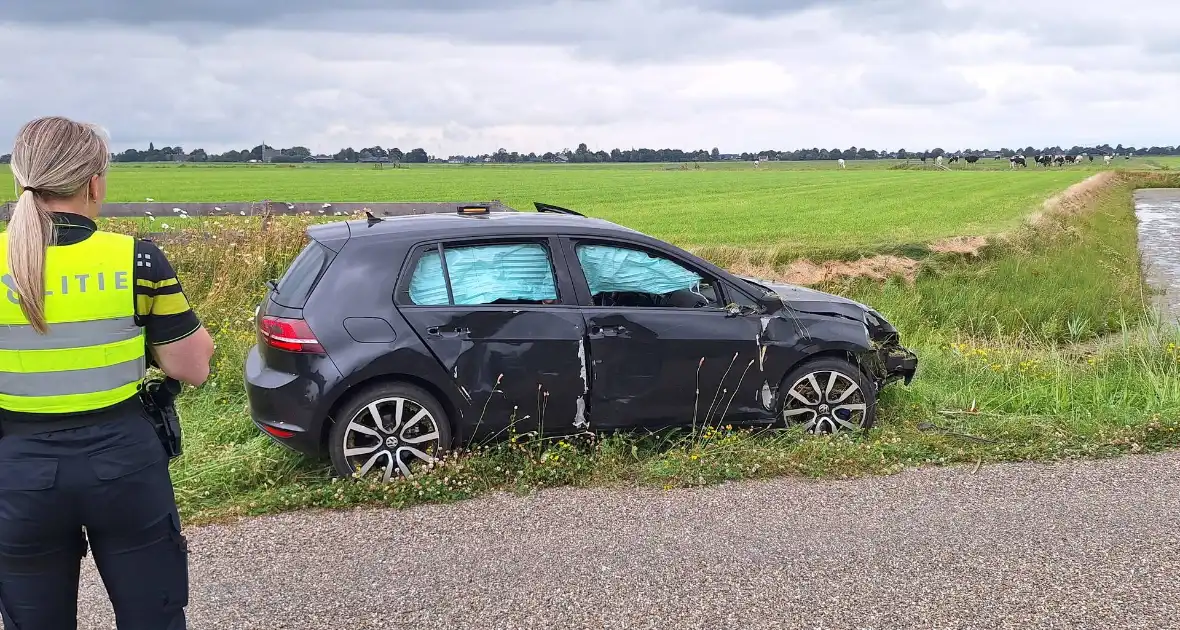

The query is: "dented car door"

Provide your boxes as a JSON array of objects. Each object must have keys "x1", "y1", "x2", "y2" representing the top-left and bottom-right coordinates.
[
  {"x1": 561, "y1": 238, "x2": 767, "y2": 430},
  {"x1": 395, "y1": 238, "x2": 588, "y2": 440}
]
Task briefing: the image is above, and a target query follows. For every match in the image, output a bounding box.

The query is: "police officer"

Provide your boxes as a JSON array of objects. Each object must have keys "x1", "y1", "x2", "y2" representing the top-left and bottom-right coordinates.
[{"x1": 0, "y1": 116, "x2": 215, "y2": 629}]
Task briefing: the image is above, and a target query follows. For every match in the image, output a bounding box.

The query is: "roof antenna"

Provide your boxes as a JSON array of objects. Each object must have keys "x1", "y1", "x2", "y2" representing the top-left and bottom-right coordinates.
[{"x1": 365, "y1": 210, "x2": 381, "y2": 226}]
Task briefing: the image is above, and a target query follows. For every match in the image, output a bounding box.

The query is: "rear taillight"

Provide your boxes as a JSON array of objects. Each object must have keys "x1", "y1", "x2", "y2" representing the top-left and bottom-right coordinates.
[{"x1": 259, "y1": 316, "x2": 325, "y2": 354}]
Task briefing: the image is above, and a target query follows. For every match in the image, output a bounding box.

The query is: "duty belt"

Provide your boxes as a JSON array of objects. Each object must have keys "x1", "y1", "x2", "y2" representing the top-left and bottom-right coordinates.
[{"x1": 0, "y1": 409, "x2": 136, "y2": 436}]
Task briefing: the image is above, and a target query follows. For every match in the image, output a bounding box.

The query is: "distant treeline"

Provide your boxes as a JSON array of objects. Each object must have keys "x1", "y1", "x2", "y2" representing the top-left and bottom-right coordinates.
[{"x1": 1, "y1": 141, "x2": 1178, "y2": 165}]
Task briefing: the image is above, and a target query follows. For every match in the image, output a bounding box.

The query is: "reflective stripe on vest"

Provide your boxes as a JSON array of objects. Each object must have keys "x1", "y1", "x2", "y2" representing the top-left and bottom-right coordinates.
[{"x1": 0, "y1": 230, "x2": 145, "y2": 414}]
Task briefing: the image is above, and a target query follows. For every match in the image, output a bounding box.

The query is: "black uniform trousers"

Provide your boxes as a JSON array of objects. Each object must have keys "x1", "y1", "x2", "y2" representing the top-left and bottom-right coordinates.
[{"x1": 0, "y1": 407, "x2": 188, "y2": 629}]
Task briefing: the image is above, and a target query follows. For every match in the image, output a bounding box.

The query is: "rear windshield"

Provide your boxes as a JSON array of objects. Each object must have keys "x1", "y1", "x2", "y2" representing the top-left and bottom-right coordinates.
[{"x1": 272, "y1": 241, "x2": 333, "y2": 308}]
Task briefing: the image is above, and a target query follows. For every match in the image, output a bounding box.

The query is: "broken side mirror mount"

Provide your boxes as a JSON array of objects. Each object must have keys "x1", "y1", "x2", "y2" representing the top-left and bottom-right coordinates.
[
  {"x1": 757, "y1": 292, "x2": 785, "y2": 314},
  {"x1": 724, "y1": 302, "x2": 761, "y2": 317}
]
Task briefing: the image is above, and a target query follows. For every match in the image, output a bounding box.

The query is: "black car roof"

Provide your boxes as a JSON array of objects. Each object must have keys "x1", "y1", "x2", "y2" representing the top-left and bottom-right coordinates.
[{"x1": 307, "y1": 211, "x2": 644, "y2": 245}]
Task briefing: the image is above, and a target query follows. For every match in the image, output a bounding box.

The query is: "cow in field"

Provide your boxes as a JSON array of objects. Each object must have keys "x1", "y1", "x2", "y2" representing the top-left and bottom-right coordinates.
[
  {"x1": 965, "y1": 155, "x2": 979, "y2": 165},
  {"x1": 947, "y1": 155, "x2": 960, "y2": 164},
  {"x1": 838, "y1": 158, "x2": 846, "y2": 169},
  {"x1": 1103, "y1": 154, "x2": 1113, "y2": 165},
  {"x1": 935, "y1": 155, "x2": 944, "y2": 167},
  {"x1": 1010, "y1": 155, "x2": 1027, "y2": 168}
]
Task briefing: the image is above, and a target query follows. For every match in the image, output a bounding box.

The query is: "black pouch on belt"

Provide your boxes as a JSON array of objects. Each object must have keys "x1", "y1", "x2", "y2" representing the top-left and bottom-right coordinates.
[{"x1": 138, "y1": 377, "x2": 184, "y2": 460}]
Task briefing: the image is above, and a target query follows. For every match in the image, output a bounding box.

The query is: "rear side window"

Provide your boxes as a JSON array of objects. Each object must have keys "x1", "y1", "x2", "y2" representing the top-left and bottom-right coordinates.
[
  {"x1": 407, "y1": 242, "x2": 559, "y2": 306},
  {"x1": 272, "y1": 241, "x2": 333, "y2": 308}
]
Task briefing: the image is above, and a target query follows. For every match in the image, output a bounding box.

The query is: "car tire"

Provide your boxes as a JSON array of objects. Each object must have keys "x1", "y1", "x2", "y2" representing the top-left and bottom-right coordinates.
[
  {"x1": 777, "y1": 356, "x2": 877, "y2": 433},
  {"x1": 328, "y1": 381, "x2": 453, "y2": 481}
]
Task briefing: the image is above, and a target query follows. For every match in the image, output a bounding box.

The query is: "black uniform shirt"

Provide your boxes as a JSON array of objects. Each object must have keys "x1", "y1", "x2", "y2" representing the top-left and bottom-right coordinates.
[{"x1": 0, "y1": 212, "x2": 202, "y2": 421}]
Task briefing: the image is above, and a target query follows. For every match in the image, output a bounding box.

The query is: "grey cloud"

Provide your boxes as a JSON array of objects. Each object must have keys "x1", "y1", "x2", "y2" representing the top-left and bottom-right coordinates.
[
  {"x1": 0, "y1": 0, "x2": 558, "y2": 27},
  {"x1": 5, "y1": 0, "x2": 1162, "y2": 67},
  {"x1": 5, "y1": 0, "x2": 853, "y2": 27},
  {"x1": 7, "y1": 0, "x2": 1170, "y2": 54},
  {"x1": 1, "y1": 1, "x2": 1177, "y2": 154},
  {"x1": 859, "y1": 65, "x2": 986, "y2": 106}
]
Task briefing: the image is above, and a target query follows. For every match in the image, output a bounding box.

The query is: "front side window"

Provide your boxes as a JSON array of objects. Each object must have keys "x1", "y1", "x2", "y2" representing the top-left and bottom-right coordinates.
[
  {"x1": 407, "y1": 243, "x2": 559, "y2": 306},
  {"x1": 575, "y1": 243, "x2": 719, "y2": 308}
]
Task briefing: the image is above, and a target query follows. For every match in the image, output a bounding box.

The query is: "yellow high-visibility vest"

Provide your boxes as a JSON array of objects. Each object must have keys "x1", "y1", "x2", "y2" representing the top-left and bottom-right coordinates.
[{"x1": 0, "y1": 230, "x2": 145, "y2": 414}]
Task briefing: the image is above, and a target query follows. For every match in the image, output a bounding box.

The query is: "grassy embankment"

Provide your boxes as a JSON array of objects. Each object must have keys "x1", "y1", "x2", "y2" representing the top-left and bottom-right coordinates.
[{"x1": 2, "y1": 164, "x2": 1178, "y2": 523}]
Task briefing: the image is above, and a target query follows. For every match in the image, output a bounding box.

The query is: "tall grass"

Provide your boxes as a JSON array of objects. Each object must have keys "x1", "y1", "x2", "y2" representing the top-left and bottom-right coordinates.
[
  {"x1": 86, "y1": 170, "x2": 1180, "y2": 524},
  {"x1": 834, "y1": 172, "x2": 1157, "y2": 343}
]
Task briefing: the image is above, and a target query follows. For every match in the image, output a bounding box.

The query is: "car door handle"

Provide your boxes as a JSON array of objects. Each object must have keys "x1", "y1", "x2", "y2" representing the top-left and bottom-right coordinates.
[
  {"x1": 589, "y1": 325, "x2": 626, "y2": 337},
  {"x1": 426, "y1": 326, "x2": 469, "y2": 338}
]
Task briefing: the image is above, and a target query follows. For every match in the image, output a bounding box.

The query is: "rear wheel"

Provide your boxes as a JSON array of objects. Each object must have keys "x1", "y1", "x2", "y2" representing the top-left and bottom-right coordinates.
[
  {"x1": 777, "y1": 357, "x2": 877, "y2": 433},
  {"x1": 328, "y1": 382, "x2": 452, "y2": 481}
]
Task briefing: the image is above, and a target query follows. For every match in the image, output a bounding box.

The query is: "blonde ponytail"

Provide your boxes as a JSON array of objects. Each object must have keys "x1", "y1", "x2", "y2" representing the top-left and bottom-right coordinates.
[
  {"x1": 6, "y1": 189, "x2": 55, "y2": 332},
  {"x1": 6, "y1": 116, "x2": 111, "y2": 335}
]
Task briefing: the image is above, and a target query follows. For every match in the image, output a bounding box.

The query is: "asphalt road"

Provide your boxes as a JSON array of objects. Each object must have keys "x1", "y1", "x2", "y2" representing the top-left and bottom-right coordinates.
[{"x1": 76, "y1": 451, "x2": 1180, "y2": 629}]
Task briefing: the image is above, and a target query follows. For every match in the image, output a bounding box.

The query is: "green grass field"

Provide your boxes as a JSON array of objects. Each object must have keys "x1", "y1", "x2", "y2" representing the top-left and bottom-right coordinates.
[
  {"x1": 2, "y1": 162, "x2": 1096, "y2": 259},
  {"x1": 1, "y1": 161, "x2": 1178, "y2": 523}
]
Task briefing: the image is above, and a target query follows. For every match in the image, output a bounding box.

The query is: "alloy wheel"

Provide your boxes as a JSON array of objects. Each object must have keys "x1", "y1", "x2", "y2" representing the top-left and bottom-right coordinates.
[
  {"x1": 341, "y1": 397, "x2": 442, "y2": 481},
  {"x1": 781, "y1": 370, "x2": 869, "y2": 433}
]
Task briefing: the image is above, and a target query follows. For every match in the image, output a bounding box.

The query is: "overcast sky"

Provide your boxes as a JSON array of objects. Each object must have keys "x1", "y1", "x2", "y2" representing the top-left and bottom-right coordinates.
[{"x1": 0, "y1": 0, "x2": 1175, "y2": 155}]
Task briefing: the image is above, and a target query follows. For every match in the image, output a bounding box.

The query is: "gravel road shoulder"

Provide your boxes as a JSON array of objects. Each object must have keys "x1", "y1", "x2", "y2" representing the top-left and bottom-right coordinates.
[{"x1": 78, "y1": 451, "x2": 1180, "y2": 629}]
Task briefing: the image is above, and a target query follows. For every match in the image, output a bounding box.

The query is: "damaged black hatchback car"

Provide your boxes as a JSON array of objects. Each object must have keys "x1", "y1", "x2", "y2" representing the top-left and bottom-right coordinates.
[{"x1": 245, "y1": 203, "x2": 917, "y2": 480}]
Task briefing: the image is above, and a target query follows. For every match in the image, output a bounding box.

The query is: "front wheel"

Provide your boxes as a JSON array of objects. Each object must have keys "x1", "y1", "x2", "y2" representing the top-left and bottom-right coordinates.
[
  {"x1": 777, "y1": 357, "x2": 877, "y2": 433},
  {"x1": 328, "y1": 382, "x2": 453, "y2": 481}
]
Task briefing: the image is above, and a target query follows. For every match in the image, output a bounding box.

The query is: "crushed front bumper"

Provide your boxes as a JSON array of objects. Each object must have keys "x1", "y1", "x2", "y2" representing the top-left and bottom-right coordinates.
[
  {"x1": 867, "y1": 343, "x2": 918, "y2": 387},
  {"x1": 883, "y1": 346, "x2": 918, "y2": 385}
]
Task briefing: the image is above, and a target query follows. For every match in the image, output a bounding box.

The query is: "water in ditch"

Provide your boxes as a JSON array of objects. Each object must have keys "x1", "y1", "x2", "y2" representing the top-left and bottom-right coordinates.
[{"x1": 1133, "y1": 188, "x2": 1180, "y2": 325}]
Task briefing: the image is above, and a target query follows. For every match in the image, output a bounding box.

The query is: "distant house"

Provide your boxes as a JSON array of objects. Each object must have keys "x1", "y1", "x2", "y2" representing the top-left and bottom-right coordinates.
[
  {"x1": 719, "y1": 154, "x2": 741, "y2": 161},
  {"x1": 359, "y1": 156, "x2": 392, "y2": 163},
  {"x1": 305, "y1": 155, "x2": 335, "y2": 163}
]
